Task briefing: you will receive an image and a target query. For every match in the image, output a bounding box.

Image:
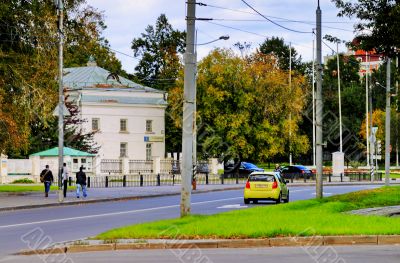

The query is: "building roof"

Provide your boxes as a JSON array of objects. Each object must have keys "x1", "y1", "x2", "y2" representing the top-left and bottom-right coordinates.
[
  {"x1": 81, "y1": 94, "x2": 168, "y2": 106},
  {"x1": 63, "y1": 60, "x2": 162, "y2": 93},
  {"x1": 30, "y1": 147, "x2": 95, "y2": 157}
]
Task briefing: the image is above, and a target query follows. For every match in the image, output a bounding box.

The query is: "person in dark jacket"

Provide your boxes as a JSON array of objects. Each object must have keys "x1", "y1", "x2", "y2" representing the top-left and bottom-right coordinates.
[
  {"x1": 40, "y1": 165, "x2": 54, "y2": 197},
  {"x1": 76, "y1": 166, "x2": 87, "y2": 198}
]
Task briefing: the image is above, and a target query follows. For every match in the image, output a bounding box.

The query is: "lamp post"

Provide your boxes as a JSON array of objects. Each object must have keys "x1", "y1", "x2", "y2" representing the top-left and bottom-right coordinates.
[
  {"x1": 196, "y1": 35, "x2": 229, "y2": 46},
  {"x1": 376, "y1": 77, "x2": 392, "y2": 186}
]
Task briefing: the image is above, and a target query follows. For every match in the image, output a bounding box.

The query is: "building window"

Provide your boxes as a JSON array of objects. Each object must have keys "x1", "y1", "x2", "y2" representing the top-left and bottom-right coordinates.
[
  {"x1": 120, "y1": 119, "x2": 128, "y2": 132},
  {"x1": 146, "y1": 120, "x2": 153, "y2": 133},
  {"x1": 92, "y1": 118, "x2": 99, "y2": 131},
  {"x1": 120, "y1": 142, "x2": 127, "y2": 157},
  {"x1": 146, "y1": 143, "x2": 152, "y2": 160}
]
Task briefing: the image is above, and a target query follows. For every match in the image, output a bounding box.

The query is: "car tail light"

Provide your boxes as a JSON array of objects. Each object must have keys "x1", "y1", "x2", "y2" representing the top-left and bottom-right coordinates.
[
  {"x1": 272, "y1": 181, "x2": 278, "y2": 189},
  {"x1": 301, "y1": 170, "x2": 305, "y2": 174},
  {"x1": 245, "y1": 180, "x2": 250, "y2": 189}
]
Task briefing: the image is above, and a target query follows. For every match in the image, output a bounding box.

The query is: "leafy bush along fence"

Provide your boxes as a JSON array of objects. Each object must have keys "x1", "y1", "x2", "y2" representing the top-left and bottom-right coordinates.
[{"x1": 54, "y1": 171, "x2": 383, "y2": 189}]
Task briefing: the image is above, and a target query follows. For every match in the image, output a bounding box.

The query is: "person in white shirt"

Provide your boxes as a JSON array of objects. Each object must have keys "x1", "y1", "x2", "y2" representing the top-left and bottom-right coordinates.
[{"x1": 62, "y1": 163, "x2": 69, "y2": 198}]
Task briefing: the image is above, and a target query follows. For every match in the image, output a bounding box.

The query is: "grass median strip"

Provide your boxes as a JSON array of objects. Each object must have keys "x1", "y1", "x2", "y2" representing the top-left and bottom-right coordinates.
[
  {"x1": 97, "y1": 186, "x2": 400, "y2": 240},
  {"x1": 0, "y1": 185, "x2": 75, "y2": 192}
]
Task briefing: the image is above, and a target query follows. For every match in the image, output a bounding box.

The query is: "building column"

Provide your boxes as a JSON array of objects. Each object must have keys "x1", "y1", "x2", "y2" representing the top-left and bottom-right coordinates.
[
  {"x1": 0, "y1": 154, "x2": 7, "y2": 184},
  {"x1": 30, "y1": 155, "x2": 41, "y2": 183},
  {"x1": 153, "y1": 156, "x2": 161, "y2": 174},
  {"x1": 122, "y1": 157, "x2": 130, "y2": 175}
]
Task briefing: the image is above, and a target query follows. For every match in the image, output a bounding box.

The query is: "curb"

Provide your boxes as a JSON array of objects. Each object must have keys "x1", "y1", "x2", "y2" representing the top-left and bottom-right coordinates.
[{"x1": 16, "y1": 235, "x2": 400, "y2": 255}]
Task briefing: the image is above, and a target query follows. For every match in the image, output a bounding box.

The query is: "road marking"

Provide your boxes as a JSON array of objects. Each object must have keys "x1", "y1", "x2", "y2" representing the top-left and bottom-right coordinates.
[
  {"x1": 289, "y1": 189, "x2": 310, "y2": 193},
  {"x1": 312, "y1": 192, "x2": 332, "y2": 196},
  {"x1": 217, "y1": 204, "x2": 248, "y2": 209},
  {"x1": 0, "y1": 197, "x2": 242, "y2": 229}
]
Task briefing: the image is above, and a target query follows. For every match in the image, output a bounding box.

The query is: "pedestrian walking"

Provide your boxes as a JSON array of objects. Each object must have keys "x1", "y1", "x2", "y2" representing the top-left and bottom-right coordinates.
[
  {"x1": 62, "y1": 163, "x2": 69, "y2": 198},
  {"x1": 76, "y1": 166, "x2": 87, "y2": 198},
  {"x1": 40, "y1": 165, "x2": 54, "y2": 197}
]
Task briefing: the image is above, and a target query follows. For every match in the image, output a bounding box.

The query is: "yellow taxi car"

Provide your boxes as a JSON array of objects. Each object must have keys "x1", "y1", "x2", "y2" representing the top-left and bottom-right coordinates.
[{"x1": 244, "y1": 172, "x2": 289, "y2": 204}]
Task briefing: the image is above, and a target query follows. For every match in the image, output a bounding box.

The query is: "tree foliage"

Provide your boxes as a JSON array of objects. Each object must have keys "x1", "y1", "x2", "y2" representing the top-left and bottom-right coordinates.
[
  {"x1": 332, "y1": 0, "x2": 400, "y2": 57},
  {"x1": 26, "y1": 95, "x2": 99, "y2": 157},
  {"x1": 0, "y1": 0, "x2": 121, "y2": 156},
  {"x1": 131, "y1": 14, "x2": 185, "y2": 91},
  {"x1": 169, "y1": 49, "x2": 309, "y2": 162},
  {"x1": 322, "y1": 54, "x2": 365, "y2": 158},
  {"x1": 259, "y1": 37, "x2": 303, "y2": 72}
]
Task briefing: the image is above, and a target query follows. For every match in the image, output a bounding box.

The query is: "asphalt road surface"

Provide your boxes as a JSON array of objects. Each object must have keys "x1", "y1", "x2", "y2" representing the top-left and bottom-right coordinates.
[
  {"x1": 2, "y1": 246, "x2": 400, "y2": 263},
  {"x1": 0, "y1": 184, "x2": 379, "y2": 257}
]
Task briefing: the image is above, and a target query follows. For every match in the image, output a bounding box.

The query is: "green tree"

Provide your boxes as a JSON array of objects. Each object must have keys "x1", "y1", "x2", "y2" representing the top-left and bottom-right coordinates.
[
  {"x1": 26, "y1": 95, "x2": 99, "y2": 156},
  {"x1": 131, "y1": 14, "x2": 185, "y2": 91},
  {"x1": 259, "y1": 37, "x2": 303, "y2": 72},
  {"x1": 131, "y1": 14, "x2": 186, "y2": 153},
  {"x1": 323, "y1": 54, "x2": 365, "y2": 160},
  {"x1": 64, "y1": 5, "x2": 125, "y2": 75},
  {"x1": 169, "y1": 49, "x2": 309, "y2": 162},
  {"x1": 332, "y1": 0, "x2": 400, "y2": 58},
  {"x1": 0, "y1": 0, "x2": 121, "y2": 156}
]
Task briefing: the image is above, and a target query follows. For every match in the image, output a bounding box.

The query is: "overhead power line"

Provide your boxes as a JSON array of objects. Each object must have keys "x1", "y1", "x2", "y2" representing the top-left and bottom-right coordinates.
[
  {"x1": 240, "y1": 0, "x2": 312, "y2": 34},
  {"x1": 197, "y1": 2, "x2": 354, "y2": 32},
  {"x1": 203, "y1": 21, "x2": 313, "y2": 50}
]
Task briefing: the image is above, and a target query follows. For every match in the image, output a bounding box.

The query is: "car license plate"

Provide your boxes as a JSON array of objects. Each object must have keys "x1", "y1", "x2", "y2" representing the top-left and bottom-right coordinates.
[{"x1": 255, "y1": 184, "x2": 267, "y2": 188}]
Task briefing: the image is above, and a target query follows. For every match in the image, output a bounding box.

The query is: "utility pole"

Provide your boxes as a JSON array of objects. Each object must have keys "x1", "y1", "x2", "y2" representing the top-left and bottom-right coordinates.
[
  {"x1": 315, "y1": 0, "x2": 323, "y2": 198},
  {"x1": 366, "y1": 52, "x2": 370, "y2": 167},
  {"x1": 289, "y1": 42, "x2": 292, "y2": 166},
  {"x1": 312, "y1": 31, "x2": 315, "y2": 167},
  {"x1": 56, "y1": 0, "x2": 64, "y2": 203},
  {"x1": 336, "y1": 42, "x2": 342, "y2": 153},
  {"x1": 385, "y1": 58, "x2": 391, "y2": 186},
  {"x1": 396, "y1": 56, "x2": 399, "y2": 168},
  {"x1": 181, "y1": 0, "x2": 196, "y2": 217}
]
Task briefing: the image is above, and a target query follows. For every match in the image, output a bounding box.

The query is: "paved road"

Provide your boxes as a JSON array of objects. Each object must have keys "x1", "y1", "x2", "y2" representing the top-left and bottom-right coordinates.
[
  {"x1": 2, "y1": 246, "x2": 400, "y2": 263},
  {"x1": 0, "y1": 184, "x2": 379, "y2": 257}
]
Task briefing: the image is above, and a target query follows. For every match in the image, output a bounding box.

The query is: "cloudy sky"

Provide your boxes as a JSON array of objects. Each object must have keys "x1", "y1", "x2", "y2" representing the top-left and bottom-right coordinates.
[{"x1": 85, "y1": 0, "x2": 357, "y2": 73}]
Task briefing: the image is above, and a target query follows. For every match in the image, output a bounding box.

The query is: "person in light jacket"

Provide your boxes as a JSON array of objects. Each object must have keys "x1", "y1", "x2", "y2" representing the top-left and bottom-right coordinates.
[{"x1": 76, "y1": 166, "x2": 87, "y2": 198}]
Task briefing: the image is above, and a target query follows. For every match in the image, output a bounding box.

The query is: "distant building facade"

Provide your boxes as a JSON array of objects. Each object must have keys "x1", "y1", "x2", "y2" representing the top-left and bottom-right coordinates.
[
  {"x1": 64, "y1": 59, "x2": 167, "y2": 163},
  {"x1": 324, "y1": 47, "x2": 384, "y2": 77}
]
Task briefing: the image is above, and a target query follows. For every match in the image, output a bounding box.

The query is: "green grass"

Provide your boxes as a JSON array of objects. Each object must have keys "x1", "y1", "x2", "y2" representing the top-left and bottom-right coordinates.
[
  {"x1": 0, "y1": 184, "x2": 75, "y2": 192},
  {"x1": 390, "y1": 173, "x2": 400, "y2": 179},
  {"x1": 97, "y1": 186, "x2": 400, "y2": 240}
]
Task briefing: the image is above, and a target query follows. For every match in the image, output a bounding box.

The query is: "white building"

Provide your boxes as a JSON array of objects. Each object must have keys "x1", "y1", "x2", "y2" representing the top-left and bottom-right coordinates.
[{"x1": 64, "y1": 59, "x2": 167, "y2": 164}]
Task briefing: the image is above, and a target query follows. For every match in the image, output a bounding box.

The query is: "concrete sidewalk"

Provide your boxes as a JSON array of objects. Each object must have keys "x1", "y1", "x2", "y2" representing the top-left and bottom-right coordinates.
[{"x1": 0, "y1": 181, "x2": 398, "y2": 212}]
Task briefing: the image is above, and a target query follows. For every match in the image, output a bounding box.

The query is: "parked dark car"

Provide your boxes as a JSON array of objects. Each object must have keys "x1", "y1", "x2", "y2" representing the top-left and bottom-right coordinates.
[
  {"x1": 280, "y1": 165, "x2": 313, "y2": 179},
  {"x1": 224, "y1": 161, "x2": 264, "y2": 178}
]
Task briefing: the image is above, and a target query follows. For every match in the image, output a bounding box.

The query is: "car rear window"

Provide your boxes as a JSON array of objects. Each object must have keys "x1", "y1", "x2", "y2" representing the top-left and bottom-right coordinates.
[{"x1": 249, "y1": 175, "x2": 275, "y2": 182}]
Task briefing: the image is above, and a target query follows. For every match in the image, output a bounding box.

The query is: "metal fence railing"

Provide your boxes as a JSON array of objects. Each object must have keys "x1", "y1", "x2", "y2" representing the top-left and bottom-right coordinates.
[
  {"x1": 129, "y1": 160, "x2": 153, "y2": 174},
  {"x1": 100, "y1": 159, "x2": 122, "y2": 174},
  {"x1": 52, "y1": 171, "x2": 383, "y2": 189},
  {"x1": 160, "y1": 159, "x2": 180, "y2": 174}
]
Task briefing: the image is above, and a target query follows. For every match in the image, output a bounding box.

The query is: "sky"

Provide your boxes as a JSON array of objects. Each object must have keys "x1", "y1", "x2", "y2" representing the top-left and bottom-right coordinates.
[{"x1": 85, "y1": 0, "x2": 357, "y2": 74}]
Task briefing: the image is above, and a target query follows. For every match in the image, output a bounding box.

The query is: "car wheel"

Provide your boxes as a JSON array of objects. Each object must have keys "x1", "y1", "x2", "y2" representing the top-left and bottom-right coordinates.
[
  {"x1": 276, "y1": 193, "x2": 282, "y2": 204},
  {"x1": 284, "y1": 191, "x2": 289, "y2": 203},
  {"x1": 253, "y1": 199, "x2": 258, "y2": 204},
  {"x1": 244, "y1": 198, "x2": 250, "y2": 204}
]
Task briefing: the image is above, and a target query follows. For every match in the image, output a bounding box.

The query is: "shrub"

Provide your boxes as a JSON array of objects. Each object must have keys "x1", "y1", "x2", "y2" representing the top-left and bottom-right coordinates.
[{"x1": 11, "y1": 178, "x2": 35, "y2": 184}]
